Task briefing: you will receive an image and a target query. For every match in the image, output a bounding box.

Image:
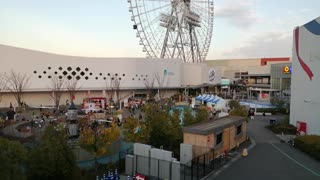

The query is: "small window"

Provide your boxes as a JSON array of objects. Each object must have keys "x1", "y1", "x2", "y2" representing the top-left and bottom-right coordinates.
[
  {"x1": 99, "y1": 73, "x2": 102, "y2": 76},
  {"x1": 63, "y1": 71, "x2": 68, "y2": 75},
  {"x1": 67, "y1": 75, "x2": 72, "y2": 80},
  {"x1": 237, "y1": 125, "x2": 242, "y2": 135},
  {"x1": 71, "y1": 71, "x2": 76, "y2": 76},
  {"x1": 95, "y1": 77, "x2": 98, "y2": 80},
  {"x1": 48, "y1": 75, "x2": 52, "y2": 79},
  {"x1": 85, "y1": 68, "x2": 89, "y2": 71},
  {"x1": 38, "y1": 75, "x2": 42, "y2": 79},
  {"x1": 67, "y1": 67, "x2": 72, "y2": 71},
  {"x1": 48, "y1": 66, "x2": 51, "y2": 70},
  {"x1": 54, "y1": 71, "x2": 58, "y2": 74},
  {"x1": 216, "y1": 132, "x2": 223, "y2": 145},
  {"x1": 85, "y1": 76, "x2": 89, "y2": 80},
  {"x1": 33, "y1": 71, "x2": 37, "y2": 74},
  {"x1": 76, "y1": 76, "x2": 81, "y2": 80},
  {"x1": 43, "y1": 71, "x2": 46, "y2": 74},
  {"x1": 76, "y1": 67, "x2": 81, "y2": 71},
  {"x1": 80, "y1": 71, "x2": 85, "y2": 76}
]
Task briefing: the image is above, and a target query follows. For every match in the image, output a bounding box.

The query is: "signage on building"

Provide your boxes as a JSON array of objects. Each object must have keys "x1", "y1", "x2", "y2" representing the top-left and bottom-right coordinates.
[
  {"x1": 282, "y1": 66, "x2": 292, "y2": 74},
  {"x1": 221, "y1": 79, "x2": 230, "y2": 86},
  {"x1": 208, "y1": 69, "x2": 216, "y2": 83},
  {"x1": 296, "y1": 121, "x2": 307, "y2": 135}
]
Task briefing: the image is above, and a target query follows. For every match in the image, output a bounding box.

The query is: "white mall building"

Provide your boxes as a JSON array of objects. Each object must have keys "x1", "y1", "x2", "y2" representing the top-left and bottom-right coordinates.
[
  {"x1": 0, "y1": 44, "x2": 215, "y2": 108},
  {"x1": 290, "y1": 16, "x2": 320, "y2": 135}
]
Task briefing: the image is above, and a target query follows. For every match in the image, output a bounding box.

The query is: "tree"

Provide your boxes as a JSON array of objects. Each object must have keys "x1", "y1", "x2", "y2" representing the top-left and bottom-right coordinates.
[
  {"x1": 195, "y1": 105, "x2": 208, "y2": 123},
  {"x1": 155, "y1": 72, "x2": 168, "y2": 101},
  {"x1": 27, "y1": 126, "x2": 76, "y2": 180},
  {"x1": 183, "y1": 108, "x2": 196, "y2": 126},
  {"x1": 123, "y1": 117, "x2": 149, "y2": 143},
  {"x1": 79, "y1": 123, "x2": 120, "y2": 157},
  {"x1": 0, "y1": 138, "x2": 27, "y2": 180},
  {"x1": 143, "y1": 74, "x2": 155, "y2": 100},
  {"x1": 6, "y1": 70, "x2": 30, "y2": 107},
  {"x1": 65, "y1": 78, "x2": 79, "y2": 103},
  {"x1": 48, "y1": 75, "x2": 65, "y2": 110},
  {"x1": 112, "y1": 76, "x2": 122, "y2": 107},
  {"x1": 0, "y1": 73, "x2": 7, "y2": 104},
  {"x1": 229, "y1": 105, "x2": 248, "y2": 118},
  {"x1": 143, "y1": 104, "x2": 183, "y2": 156},
  {"x1": 228, "y1": 100, "x2": 240, "y2": 110}
]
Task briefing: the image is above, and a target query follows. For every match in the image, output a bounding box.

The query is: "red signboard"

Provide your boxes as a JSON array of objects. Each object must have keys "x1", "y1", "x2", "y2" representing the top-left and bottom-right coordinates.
[
  {"x1": 135, "y1": 173, "x2": 146, "y2": 180},
  {"x1": 296, "y1": 121, "x2": 307, "y2": 135}
]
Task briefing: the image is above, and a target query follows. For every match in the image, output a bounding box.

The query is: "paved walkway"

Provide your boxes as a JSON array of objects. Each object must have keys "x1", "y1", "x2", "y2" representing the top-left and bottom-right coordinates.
[{"x1": 205, "y1": 115, "x2": 320, "y2": 180}]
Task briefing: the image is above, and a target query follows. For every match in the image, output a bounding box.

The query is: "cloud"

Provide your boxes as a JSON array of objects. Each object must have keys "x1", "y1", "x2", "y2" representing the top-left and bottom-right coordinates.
[
  {"x1": 215, "y1": 0, "x2": 260, "y2": 28},
  {"x1": 212, "y1": 31, "x2": 293, "y2": 59}
]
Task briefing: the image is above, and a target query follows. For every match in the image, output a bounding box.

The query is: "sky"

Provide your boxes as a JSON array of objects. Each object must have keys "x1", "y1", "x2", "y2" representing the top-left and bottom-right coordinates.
[{"x1": 0, "y1": 0, "x2": 319, "y2": 60}]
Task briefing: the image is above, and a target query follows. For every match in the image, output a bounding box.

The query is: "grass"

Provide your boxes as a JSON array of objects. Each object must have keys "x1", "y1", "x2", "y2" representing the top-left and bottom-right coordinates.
[{"x1": 294, "y1": 135, "x2": 320, "y2": 161}]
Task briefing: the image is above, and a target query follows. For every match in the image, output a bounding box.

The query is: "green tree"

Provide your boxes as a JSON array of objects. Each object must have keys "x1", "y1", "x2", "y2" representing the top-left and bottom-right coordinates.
[
  {"x1": 195, "y1": 105, "x2": 208, "y2": 123},
  {"x1": 183, "y1": 108, "x2": 196, "y2": 126},
  {"x1": 0, "y1": 138, "x2": 27, "y2": 180},
  {"x1": 123, "y1": 117, "x2": 149, "y2": 143},
  {"x1": 228, "y1": 100, "x2": 240, "y2": 110},
  {"x1": 143, "y1": 104, "x2": 183, "y2": 156},
  {"x1": 27, "y1": 126, "x2": 76, "y2": 180},
  {"x1": 229, "y1": 105, "x2": 248, "y2": 118},
  {"x1": 80, "y1": 122, "x2": 120, "y2": 157}
]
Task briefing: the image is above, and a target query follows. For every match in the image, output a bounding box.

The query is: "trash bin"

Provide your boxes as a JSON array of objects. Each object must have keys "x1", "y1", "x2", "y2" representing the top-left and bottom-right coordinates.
[{"x1": 269, "y1": 118, "x2": 276, "y2": 125}]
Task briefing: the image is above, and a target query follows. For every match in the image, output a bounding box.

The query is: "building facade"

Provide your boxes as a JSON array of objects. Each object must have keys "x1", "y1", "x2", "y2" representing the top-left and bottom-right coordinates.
[
  {"x1": 0, "y1": 45, "x2": 210, "y2": 107},
  {"x1": 290, "y1": 16, "x2": 320, "y2": 135}
]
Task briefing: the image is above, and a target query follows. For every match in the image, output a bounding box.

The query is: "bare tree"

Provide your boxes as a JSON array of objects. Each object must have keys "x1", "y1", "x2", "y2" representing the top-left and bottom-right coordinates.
[
  {"x1": 0, "y1": 73, "x2": 7, "y2": 104},
  {"x1": 65, "y1": 78, "x2": 80, "y2": 103},
  {"x1": 112, "y1": 76, "x2": 123, "y2": 106},
  {"x1": 104, "y1": 74, "x2": 123, "y2": 107},
  {"x1": 104, "y1": 76, "x2": 115, "y2": 105},
  {"x1": 6, "y1": 70, "x2": 30, "y2": 107},
  {"x1": 155, "y1": 72, "x2": 168, "y2": 100},
  {"x1": 48, "y1": 75, "x2": 65, "y2": 110},
  {"x1": 143, "y1": 74, "x2": 155, "y2": 100}
]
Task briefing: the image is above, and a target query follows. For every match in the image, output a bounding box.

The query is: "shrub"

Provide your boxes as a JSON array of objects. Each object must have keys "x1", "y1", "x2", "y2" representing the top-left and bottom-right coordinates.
[
  {"x1": 294, "y1": 135, "x2": 320, "y2": 160},
  {"x1": 265, "y1": 121, "x2": 297, "y2": 134}
]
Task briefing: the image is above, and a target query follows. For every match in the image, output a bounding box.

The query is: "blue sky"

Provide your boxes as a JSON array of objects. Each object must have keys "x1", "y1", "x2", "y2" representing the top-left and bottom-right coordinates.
[{"x1": 0, "y1": 0, "x2": 319, "y2": 60}]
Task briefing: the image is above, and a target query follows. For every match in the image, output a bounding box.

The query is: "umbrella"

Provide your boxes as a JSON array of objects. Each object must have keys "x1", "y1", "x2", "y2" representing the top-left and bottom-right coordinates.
[{"x1": 195, "y1": 95, "x2": 202, "y2": 100}]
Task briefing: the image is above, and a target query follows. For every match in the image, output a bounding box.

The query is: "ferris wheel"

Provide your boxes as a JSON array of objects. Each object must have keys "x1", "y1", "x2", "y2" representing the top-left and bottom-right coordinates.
[{"x1": 128, "y1": 0, "x2": 214, "y2": 63}]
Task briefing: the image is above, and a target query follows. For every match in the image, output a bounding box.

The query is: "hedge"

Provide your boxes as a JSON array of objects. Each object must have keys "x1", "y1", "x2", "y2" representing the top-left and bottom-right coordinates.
[
  {"x1": 265, "y1": 123, "x2": 297, "y2": 135},
  {"x1": 294, "y1": 135, "x2": 320, "y2": 161},
  {"x1": 256, "y1": 108, "x2": 288, "y2": 114}
]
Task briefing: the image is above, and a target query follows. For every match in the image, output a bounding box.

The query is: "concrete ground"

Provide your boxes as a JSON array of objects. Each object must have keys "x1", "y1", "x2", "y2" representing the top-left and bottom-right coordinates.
[{"x1": 205, "y1": 115, "x2": 320, "y2": 180}]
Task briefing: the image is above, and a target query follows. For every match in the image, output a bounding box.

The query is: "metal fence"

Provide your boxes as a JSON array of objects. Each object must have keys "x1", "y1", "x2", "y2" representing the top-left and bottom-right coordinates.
[{"x1": 180, "y1": 148, "x2": 235, "y2": 180}]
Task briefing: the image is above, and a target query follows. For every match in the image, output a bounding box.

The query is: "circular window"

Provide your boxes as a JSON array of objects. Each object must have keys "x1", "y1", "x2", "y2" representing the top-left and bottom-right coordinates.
[
  {"x1": 76, "y1": 67, "x2": 81, "y2": 71},
  {"x1": 80, "y1": 71, "x2": 85, "y2": 76},
  {"x1": 119, "y1": 78, "x2": 122, "y2": 80},
  {"x1": 99, "y1": 73, "x2": 102, "y2": 76},
  {"x1": 89, "y1": 72, "x2": 93, "y2": 76},
  {"x1": 115, "y1": 73, "x2": 118, "y2": 76},
  {"x1": 138, "y1": 78, "x2": 141, "y2": 80},
  {"x1": 71, "y1": 71, "x2": 76, "y2": 76},
  {"x1": 54, "y1": 71, "x2": 58, "y2": 74},
  {"x1": 58, "y1": 67, "x2": 63, "y2": 70},
  {"x1": 103, "y1": 77, "x2": 106, "y2": 80},
  {"x1": 67, "y1": 75, "x2": 72, "y2": 80},
  {"x1": 122, "y1": 74, "x2": 125, "y2": 76},
  {"x1": 58, "y1": 75, "x2": 63, "y2": 79},
  {"x1": 107, "y1": 73, "x2": 110, "y2": 76},
  {"x1": 136, "y1": 74, "x2": 138, "y2": 77},
  {"x1": 48, "y1": 75, "x2": 52, "y2": 79},
  {"x1": 33, "y1": 71, "x2": 37, "y2": 74},
  {"x1": 85, "y1": 68, "x2": 89, "y2": 71},
  {"x1": 85, "y1": 76, "x2": 89, "y2": 80},
  {"x1": 63, "y1": 71, "x2": 68, "y2": 76},
  {"x1": 67, "y1": 67, "x2": 72, "y2": 71},
  {"x1": 48, "y1": 66, "x2": 51, "y2": 70},
  {"x1": 43, "y1": 71, "x2": 47, "y2": 74},
  {"x1": 38, "y1": 75, "x2": 42, "y2": 79},
  {"x1": 132, "y1": 78, "x2": 135, "y2": 80},
  {"x1": 111, "y1": 77, "x2": 114, "y2": 80},
  {"x1": 76, "y1": 76, "x2": 81, "y2": 80},
  {"x1": 95, "y1": 77, "x2": 98, "y2": 80}
]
